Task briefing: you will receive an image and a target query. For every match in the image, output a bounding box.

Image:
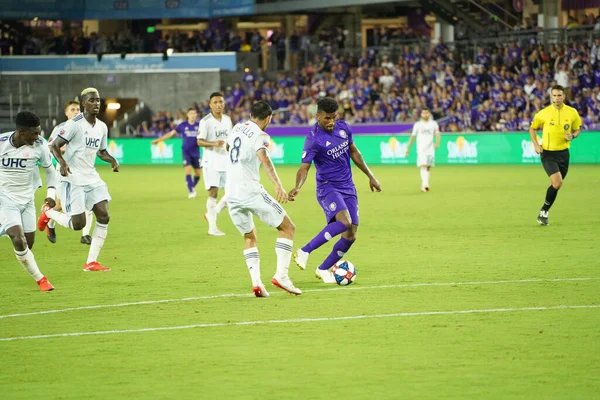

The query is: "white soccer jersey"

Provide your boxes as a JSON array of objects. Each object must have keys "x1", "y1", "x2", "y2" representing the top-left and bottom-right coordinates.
[
  {"x1": 48, "y1": 121, "x2": 66, "y2": 146},
  {"x1": 225, "y1": 120, "x2": 271, "y2": 199},
  {"x1": 411, "y1": 119, "x2": 440, "y2": 154},
  {"x1": 55, "y1": 113, "x2": 108, "y2": 185},
  {"x1": 0, "y1": 132, "x2": 56, "y2": 205},
  {"x1": 198, "y1": 113, "x2": 232, "y2": 172}
]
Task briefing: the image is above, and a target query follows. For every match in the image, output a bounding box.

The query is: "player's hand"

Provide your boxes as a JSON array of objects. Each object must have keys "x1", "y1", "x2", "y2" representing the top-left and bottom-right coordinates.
[
  {"x1": 288, "y1": 187, "x2": 300, "y2": 201},
  {"x1": 369, "y1": 177, "x2": 382, "y2": 192},
  {"x1": 112, "y1": 161, "x2": 120, "y2": 172},
  {"x1": 44, "y1": 197, "x2": 56, "y2": 208},
  {"x1": 435, "y1": 142, "x2": 440, "y2": 149},
  {"x1": 534, "y1": 143, "x2": 543, "y2": 154},
  {"x1": 405, "y1": 149, "x2": 410, "y2": 157},
  {"x1": 215, "y1": 140, "x2": 225, "y2": 148},
  {"x1": 564, "y1": 132, "x2": 574, "y2": 141},
  {"x1": 60, "y1": 164, "x2": 71, "y2": 177},
  {"x1": 151, "y1": 140, "x2": 159, "y2": 145},
  {"x1": 275, "y1": 185, "x2": 288, "y2": 204}
]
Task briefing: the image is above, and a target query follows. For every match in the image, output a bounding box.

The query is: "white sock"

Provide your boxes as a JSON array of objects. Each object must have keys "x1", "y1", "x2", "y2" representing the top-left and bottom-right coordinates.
[
  {"x1": 206, "y1": 197, "x2": 217, "y2": 230},
  {"x1": 275, "y1": 238, "x2": 293, "y2": 279},
  {"x1": 420, "y1": 167, "x2": 430, "y2": 187},
  {"x1": 15, "y1": 248, "x2": 43, "y2": 281},
  {"x1": 243, "y1": 247, "x2": 261, "y2": 286},
  {"x1": 48, "y1": 219, "x2": 56, "y2": 229},
  {"x1": 215, "y1": 194, "x2": 229, "y2": 214},
  {"x1": 46, "y1": 209, "x2": 72, "y2": 229},
  {"x1": 86, "y1": 222, "x2": 108, "y2": 264},
  {"x1": 82, "y1": 210, "x2": 93, "y2": 237}
]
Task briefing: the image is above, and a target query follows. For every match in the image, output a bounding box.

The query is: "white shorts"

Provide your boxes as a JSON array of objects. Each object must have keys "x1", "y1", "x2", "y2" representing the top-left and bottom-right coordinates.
[
  {"x1": 203, "y1": 167, "x2": 227, "y2": 191},
  {"x1": 228, "y1": 190, "x2": 286, "y2": 235},
  {"x1": 0, "y1": 193, "x2": 36, "y2": 235},
  {"x1": 59, "y1": 180, "x2": 111, "y2": 216},
  {"x1": 417, "y1": 153, "x2": 435, "y2": 167}
]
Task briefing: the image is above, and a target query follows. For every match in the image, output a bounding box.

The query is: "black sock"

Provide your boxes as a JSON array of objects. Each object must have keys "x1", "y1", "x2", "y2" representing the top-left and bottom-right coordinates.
[{"x1": 542, "y1": 186, "x2": 559, "y2": 211}]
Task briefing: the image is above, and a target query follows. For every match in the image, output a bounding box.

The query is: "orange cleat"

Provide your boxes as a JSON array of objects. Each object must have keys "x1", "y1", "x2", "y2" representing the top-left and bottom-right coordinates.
[
  {"x1": 83, "y1": 261, "x2": 111, "y2": 272},
  {"x1": 37, "y1": 204, "x2": 51, "y2": 231},
  {"x1": 37, "y1": 276, "x2": 54, "y2": 291}
]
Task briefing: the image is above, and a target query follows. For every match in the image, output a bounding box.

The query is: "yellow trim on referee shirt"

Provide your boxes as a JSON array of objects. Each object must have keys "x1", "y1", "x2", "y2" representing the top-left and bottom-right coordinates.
[{"x1": 530, "y1": 104, "x2": 582, "y2": 151}]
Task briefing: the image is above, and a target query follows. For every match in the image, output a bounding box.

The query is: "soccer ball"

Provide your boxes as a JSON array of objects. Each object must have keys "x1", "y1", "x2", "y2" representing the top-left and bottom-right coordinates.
[{"x1": 332, "y1": 260, "x2": 357, "y2": 286}]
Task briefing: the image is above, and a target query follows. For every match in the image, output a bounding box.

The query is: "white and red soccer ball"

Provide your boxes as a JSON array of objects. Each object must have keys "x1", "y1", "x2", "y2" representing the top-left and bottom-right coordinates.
[{"x1": 332, "y1": 260, "x2": 357, "y2": 286}]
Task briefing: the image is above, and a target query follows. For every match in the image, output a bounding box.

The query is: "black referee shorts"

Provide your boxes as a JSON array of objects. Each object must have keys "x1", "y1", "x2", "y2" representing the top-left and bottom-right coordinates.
[{"x1": 541, "y1": 149, "x2": 570, "y2": 178}]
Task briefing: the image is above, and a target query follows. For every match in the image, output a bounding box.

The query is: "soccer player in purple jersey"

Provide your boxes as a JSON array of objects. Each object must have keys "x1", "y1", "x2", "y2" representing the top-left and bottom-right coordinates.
[
  {"x1": 288, "y1": 97, "x2": 382, "y2": 283},
  {"x1": 152, "y1": 108, "x2": 202, "y2": 199}
]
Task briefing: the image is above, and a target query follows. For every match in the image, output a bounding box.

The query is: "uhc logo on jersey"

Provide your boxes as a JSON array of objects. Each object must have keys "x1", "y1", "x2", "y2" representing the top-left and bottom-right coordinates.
[
  {"x1": 86, "y1": 137, "x2": 101, "y2": 148},
  {"x1": 1, "y1": 158, "x2": 27, "y2": 168}
]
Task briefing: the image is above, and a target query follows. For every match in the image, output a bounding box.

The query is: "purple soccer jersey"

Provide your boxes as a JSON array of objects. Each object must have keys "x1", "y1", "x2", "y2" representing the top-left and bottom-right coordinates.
[
  {"x1": 176, "y1": 121, "x2": 200, "y2": 158},
  {"x1": 302, "y1": 120, "x2": 359, "y2": 225}
]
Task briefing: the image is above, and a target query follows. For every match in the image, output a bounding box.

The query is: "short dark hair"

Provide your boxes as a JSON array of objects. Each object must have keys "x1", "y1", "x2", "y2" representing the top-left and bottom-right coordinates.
[
  {"x1": 317, "y1": 97, "x2": 338, "y2": 114},
  {"x1": 551, "y1": 84, "x2": 565, "y2": 93},
  {"x1": 421, "y1": 107, "x2": 431, "y2": 112},
  {"x1": 186, "y1": 108, "x2": 196, "y2": 113},
  {"x1": 15, "y1": 111, "x2": 40, "y2": 129},
  {"x1": 64, "y1": 100, "x2": 79, "y2": 111},
  {"x1": 209, "y1": 92, "x2": 224, "y2": 100},
  {"x1": 250, "y1": 101, "x2": 273, "y2": 120}
]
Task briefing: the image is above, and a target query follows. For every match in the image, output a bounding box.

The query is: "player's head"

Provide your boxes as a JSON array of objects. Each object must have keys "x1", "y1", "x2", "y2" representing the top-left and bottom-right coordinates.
[
  {"x1": 250, "y1": 100, "x2": 273, "y2": 131},
  {"x1": 421, "y1": 108, "x2": 431, "y2": 121},
  {"x1": 64, "y1": 100, "x2": 80, "y2": 120},
  {"x1": 80, "y1": 87, "x2": 101, "y2": 117},
  {"x1": 209, "y1": 92, "x2": 225, "y2": 116},
  {"x1": 316, "y1": 97, "x2": 338, "y2": 132},
  {"x1": 15, "y1": 111, "x2": 41, "y2": 145},
  {"x1": 186, "y1": 107, "x2": 197, "y2": 122},
  {"x1": 550, "y1": 85, "x2": 565, "y2": 107}
]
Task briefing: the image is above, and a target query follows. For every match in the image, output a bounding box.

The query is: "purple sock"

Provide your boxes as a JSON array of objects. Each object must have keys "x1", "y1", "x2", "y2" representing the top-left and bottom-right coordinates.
[
  {"x1": 301, "y1": 220, "x2": 347, "y2": 253},
  {"x1": 318, "y1": 237, "x2": 355, "y2": 270},
  {"x1": 185, "y1": 175, "x2": 194, "y2": 192},
  {"x1": 193, "y1": 176, "x2": 200, "y2": 187}
]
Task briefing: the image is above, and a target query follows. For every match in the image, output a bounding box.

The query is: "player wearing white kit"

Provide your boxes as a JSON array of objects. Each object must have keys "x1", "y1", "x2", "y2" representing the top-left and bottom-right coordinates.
[
  {"x1": 0, "y1": 111, "x2": 59, "y2": 291},
  {"x1": 197, "y1": 92, "x2": 232, "y2": 236},
  {"x1": 226, "y1": 101, "x2": 301, "y2": 297},
  {"x1": 38, "y1": 88, "x2": 120, "y2": 272},
  {"x1": 44, "y1": 100, "x2": 95, "y2": 245},
  {"x1": 405, "y1": 108, "x2": 441, "y2": 192}
]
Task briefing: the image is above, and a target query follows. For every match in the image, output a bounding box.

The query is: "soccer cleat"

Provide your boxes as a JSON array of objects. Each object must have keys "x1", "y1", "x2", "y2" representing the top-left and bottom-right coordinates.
[
  {"x1": 188, "y1": 191, "x2": 197, "y2": 199},
  {"x1": 271, "y1": 276, "x2": 302, "y2": 295},
  {"x1": 83, "y1": 261, "x2": 111, "y2": 272},
  {"x1": 80, "y1": 235, "x2": 92, "y2": 245},
  {"x1": 315, "y1": 267, "x2": 337, "y2": 284},
  {"x1": 37, "y1": 204, "x2": 51, "y2": 231},
  {"x1": 421, "y1": 186, "x2": 430, "y2": 192},
  {"x1": 537, "y1": 210, "x2": 549, "y2": 226},
  {"x1": 46, "y1": 227, "x2": 57, "y2": 244},
  {"x1": 37, "y1": 276, "x2": 54, "y2": 291},
  {"x1": 294, "y1": 249, "x2": 309, "y2": 270},
  {"x1": 208, "y1": 228, "x2": 225, "y2": 236},
  {"x1": 253, "y1": 284, "x2": 270, "y2": 298}
]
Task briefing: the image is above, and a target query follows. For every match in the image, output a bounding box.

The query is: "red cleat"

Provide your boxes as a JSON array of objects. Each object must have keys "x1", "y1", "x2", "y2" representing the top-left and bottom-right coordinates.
[
  {"x1": 83, "y1": 261, "x2": 111, "y2": 272},
  {"x1": 37, "y1": 276, "x2": 54, "y2": 291},
  {"x1": 38, "y1": 204, "x2": 51, "y2": 231}
]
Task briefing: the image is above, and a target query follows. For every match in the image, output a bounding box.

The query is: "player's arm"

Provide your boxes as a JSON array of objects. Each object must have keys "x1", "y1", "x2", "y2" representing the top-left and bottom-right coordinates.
[
  {"x1": 50, "y1": 136, "x2": 71, "y2": 177},
  {"x1": 435, "y1": 125, "x2": 441, "y2": 149},
  {"x1": 349, "y1": 143, "x2": 381, "y2": 192},
  {"x1": 529, "y1": 113, "x2": 543, "y2": 154},
  {"x1": 288, "y1": 163, "x2": 311, "y2": 201},
  {"x1": 405, "y1": 124, "x2": 417, "y2": 156},
  {"x1": 151, "y1": 129, "x2": 177, "y2": 144},
  {"x1": 257, "y1": 148, "x2": 287, "y2": 204},
  {"x1": 196, "y1": 120, "x2": 225, "y2": 148},
  {"x1": 566, "y1": 112, "x2": 582, "y2": 141},
  {"x1": 97, "y1": 129, "x2": 119, "y2": 172},
  {"x1": 40, "y1": 144, "x2": 59, "y2": 207}
]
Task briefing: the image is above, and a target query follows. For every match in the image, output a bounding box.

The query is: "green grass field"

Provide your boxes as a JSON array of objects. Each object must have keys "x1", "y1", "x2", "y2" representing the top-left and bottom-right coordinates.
[{"x1": 1, "y1": 164, "x2": 599, "y2": 399}]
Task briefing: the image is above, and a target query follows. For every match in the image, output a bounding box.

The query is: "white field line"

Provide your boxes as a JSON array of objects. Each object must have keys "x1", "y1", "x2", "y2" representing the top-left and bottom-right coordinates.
[
  {"x1": 1, "y1": 304, "x2": 599, "y2": 342},
  {"x1": 0, "y1": 277, "x2": 598, "y2": 321}
]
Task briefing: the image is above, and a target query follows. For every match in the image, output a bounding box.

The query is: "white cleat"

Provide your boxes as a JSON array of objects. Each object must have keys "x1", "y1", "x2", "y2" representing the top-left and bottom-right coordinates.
[
  {"x1": 315, "y1": 267, "x2": 336, "y2": 284},
  {"x1": 271, "y1": 276, "x2": 302, "y2": 295},
  {"x1": 420, "y1": 186, "x2": 430, "y2": 192},
  {"x1": 253, "y1": 283, "x2": 270, "y2": 298},
  {"x1": 208, "y1": 228, "x2": 225, "y2": 236},
  {"x1": 188, "y1": 191, "x2": 197, "y2": 199},
  {"x1": 294, "y1": 249, "x2": 309, "y2": 270}
]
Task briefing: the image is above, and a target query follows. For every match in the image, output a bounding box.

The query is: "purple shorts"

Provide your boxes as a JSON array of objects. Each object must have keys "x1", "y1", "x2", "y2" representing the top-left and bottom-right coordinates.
[
  {"x1": 317, "y1": 189, "x2": 359, "y2": 226},
  {"x1": 183, "y1": 154, "x2": 201, "y2": 169}
]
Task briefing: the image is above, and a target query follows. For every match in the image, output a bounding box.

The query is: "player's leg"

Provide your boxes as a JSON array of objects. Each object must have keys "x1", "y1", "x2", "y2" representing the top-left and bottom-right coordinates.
[
  {"x1": 39, "y1": 181, "x2": 86, "y2": 231},
  {"x1": 183, "y1": 157, "x2": 196, "y2": 198},
  {"x1": 538, "y1": 152, "x2": 566, "y2": 226},
  {"x1": 252, "y1": 191, "x2": 301, "y2": 295},
  {"x1": 84, "y1": 182, "x2": 112, "y2": 271},
  {"x1": 294, "y1": 191, "x2": 349, "y2": 270},
  {"x1": 204, "y1": 168, "x2": 225, "y2": 235},
  {"x1": 215, "y1": 171, "x2": 228, "y2": 215},
  {"x1": 192, "y1": 157, "x2": 202, "y2": 188},
  {"x1": 417, "y1": 153, "x2": 432, "y2": 192},
  {"x1": 1, "y1": 202, "x2": 53, "y2": 291},
  {"x1": 46, "y1": 197, "x2": 60, "y2": 243},
  {"x1": 80, "y1": 210, "x2": 93, "y2": 245},
  {"x1": 229, "y1": 200, "x2": 268, "y2": 297}
]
